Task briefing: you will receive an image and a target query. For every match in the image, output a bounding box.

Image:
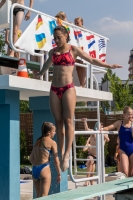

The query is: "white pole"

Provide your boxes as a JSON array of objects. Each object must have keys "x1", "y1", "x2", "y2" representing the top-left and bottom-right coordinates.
[
  {"x1": 45, "y1": 52, "x2": 49, "y2": 81},
  {"x1": 90, "y1": 64, "x2": 93, "y2": 89},
  {"x1": 73, "y1": 118, "x2": 78, "y2": 188},
  {"x1": 40, "y1": 52, "x2": 44, "y2": 81},
  {"x1": 86, "y1": 64, "x2": 89, "y2": 88}
]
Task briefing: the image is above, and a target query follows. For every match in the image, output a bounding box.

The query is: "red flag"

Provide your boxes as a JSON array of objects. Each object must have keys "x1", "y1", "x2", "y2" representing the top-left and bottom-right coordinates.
[
  {"x1": 86, "y1": 35, "x2": 94, "y2": 40},
  {"x1": 89, "y1": 50, "x2": 96, "y2": 58},
  {"x1": 99, "y1": 53, "x2": 106, "y2": 62}
]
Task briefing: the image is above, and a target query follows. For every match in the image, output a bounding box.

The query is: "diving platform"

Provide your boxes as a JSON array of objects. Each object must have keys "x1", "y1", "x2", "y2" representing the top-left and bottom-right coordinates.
[
  {"x1": 0, "y1": 3, "x2": 114, "y2": 200},
  {"x1": 0, "y1": 54, "x2": 40, "y2": 70},
  {"x1": 0, "y1": 75, "x2": 113, "y2": 101}
]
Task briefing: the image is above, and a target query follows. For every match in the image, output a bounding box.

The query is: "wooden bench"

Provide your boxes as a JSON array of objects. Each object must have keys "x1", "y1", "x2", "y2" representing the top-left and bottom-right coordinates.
[{"x1": 34, "y1": 177, "x2": 133, "y2": 200}]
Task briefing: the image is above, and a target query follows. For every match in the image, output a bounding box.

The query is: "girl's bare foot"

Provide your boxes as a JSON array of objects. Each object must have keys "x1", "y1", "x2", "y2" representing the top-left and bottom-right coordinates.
[
  {"x1": 61, "y1": 154, "x2": 69, "y2": 172},
  {"x1": 9, "y1": 52, "x2": 14, "y2": 57},
  {"x1": 14, "y1": 52, "x2": 20, "y2": 58},
  {"x1": 84, "y1": 181, "x2": 89, "y2": 186},
  {"x1": 59, "y1": 154, "x2": 64, "y2": 169}
]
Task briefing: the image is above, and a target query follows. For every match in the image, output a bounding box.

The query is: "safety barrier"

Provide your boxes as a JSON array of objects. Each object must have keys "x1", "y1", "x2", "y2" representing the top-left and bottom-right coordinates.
[{"x1": 9, "y1": 3, "x2": 107, "y2": 85}]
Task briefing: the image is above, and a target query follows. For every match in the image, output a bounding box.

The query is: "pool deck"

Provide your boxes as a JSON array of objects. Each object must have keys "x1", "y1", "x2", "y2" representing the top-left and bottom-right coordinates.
[{"x1": 20, "y1": 175, "x2": 115, "y2": 200}]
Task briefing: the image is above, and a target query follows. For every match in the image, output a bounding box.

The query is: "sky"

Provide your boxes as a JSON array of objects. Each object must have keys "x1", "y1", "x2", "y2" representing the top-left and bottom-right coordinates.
[{"x1": 11, "y1": 0, "x2": 133, "y2": 81}]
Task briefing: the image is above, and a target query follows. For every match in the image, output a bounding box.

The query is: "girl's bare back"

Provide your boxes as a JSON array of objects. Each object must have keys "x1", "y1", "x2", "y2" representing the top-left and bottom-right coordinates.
[
  {"x1": 12, "y1": 0, "x2": 24, "y2": 5},
  {"x1": 31, "y1": 137, "x2": 53, "y2": 166}
]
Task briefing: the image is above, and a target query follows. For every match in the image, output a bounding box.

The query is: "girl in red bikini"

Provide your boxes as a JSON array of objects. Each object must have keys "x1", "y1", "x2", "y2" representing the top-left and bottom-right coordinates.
[{"x1": 38, "y1": 25, "x2": 122, "y2": 172}]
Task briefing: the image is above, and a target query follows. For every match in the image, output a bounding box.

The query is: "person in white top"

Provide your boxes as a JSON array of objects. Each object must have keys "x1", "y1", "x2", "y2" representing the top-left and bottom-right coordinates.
[{"x1": 0, "y1": 0, "x2": 34, "y2": 58}]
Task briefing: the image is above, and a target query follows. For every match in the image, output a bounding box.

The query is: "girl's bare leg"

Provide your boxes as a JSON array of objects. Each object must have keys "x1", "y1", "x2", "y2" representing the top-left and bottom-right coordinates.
[
  {"x1": 33, "y1": 179, "x2": 40, "y2": 198},
  {"x1": 90, "y1": 163, "x2": 95, "y2": 185},
  {"x1": 117, "y1": 160, "x2": 121, "y2": 172},
  {"x1": 30, "y1": 55, "x2": 40, "y2": 79},
  {"x1": 9, "y1": 11, "x2": 24, "y2": 57},
  {"x1": 129, "y1": 153, "x2": 133, "y2": 177},
  {"x1": 61, "y1": 88, "x2": 76, "y2": 171},
  {"x1": 50, "y1": 90, "x2": 65, "y2": 160},
  {"x1": 76, "y1": 66, "x2": 86, "y2": 87},
  {"x1": 84, "y1": 156, "x2": 93, "y2": 186},
  {"x1": 120, "y1": 150, "x2": 129, "y2": 177},
  {"x1": 7, "y1": 47, "x2": 11, "y2": 56},
  {"x1": 40, "y1": 166, "x2": 51, "y2": 197}
]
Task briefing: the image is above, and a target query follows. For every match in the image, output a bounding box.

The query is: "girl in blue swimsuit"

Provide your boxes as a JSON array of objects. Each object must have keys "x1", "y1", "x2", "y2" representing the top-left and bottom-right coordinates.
[
  {"x1": 29, "y1": 122, "x2": 61, "y2": 197},
  {"x1": 101, "y1": 106, "x2": 133, "y2": 177}
]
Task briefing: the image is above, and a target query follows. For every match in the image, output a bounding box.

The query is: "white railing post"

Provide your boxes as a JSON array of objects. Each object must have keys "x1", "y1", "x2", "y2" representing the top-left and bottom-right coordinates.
[
  {"x1": 45, "y1": 52, "x2": 49, "y2": 81},
  {"x1": 40, "y1": 52, "x2": 44, "y2": 80},
  {"x1": 101, "y1": 133, "x2": 105, "y2": 200},
  {"x1": 73, "y1": 118, "x2": 78, "y2": 188},
  {"x1": 90, "y1": 64, "x2": 93, "y2": 89},
  {"x1": 86, "y1": 64, "x2": 89, "y2": 88}
]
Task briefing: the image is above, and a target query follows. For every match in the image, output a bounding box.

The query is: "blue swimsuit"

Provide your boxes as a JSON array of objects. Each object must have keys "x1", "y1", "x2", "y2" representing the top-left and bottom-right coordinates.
[
  {"x1": 32, "y1": 143, "x2": 52, "y2": 180},
  {"x1": 119, "y1": 121, "x2": 133, "y2": 157}
]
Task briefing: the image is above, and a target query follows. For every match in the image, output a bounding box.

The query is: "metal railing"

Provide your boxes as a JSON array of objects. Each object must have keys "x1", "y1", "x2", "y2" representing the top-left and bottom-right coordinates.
[
  {"x1": 9, "y1": 3, "x2": 107, "y2": 86},
  {"x1": 69, "y1": 129, "x2": 118, "y2": 200},
  {"x1": 9, "y1": 6, "x2": 117, "y2": 199},
  {"x1": 69, "y1": 70, "x2": 118, "y2": 200}
]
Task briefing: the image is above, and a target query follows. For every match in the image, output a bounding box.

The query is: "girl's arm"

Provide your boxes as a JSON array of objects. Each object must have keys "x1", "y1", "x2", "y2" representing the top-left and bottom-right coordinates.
[
  {"x1": 114, "y1": 145, "x2": 119, "y2": 160},
  {"x1": 83, "y1": 137, "x2": 90, "y2": 151},
  {"x1": 5, "y1": 29, "x2": 10, "y2": 46},
  {"x1": 38, "y1": 49, "x2": 53, "y2": 76},
  {"x1": 81, "y1": 118, "x2": 93, "y2": 131},
  {"x1": 29, "y1": 149, "x2": 34, "y2": 165},
  {"x1": 104, "y1": 134, "x2": 110, "y2": 142},
  {"x1": 52, "y1": 141, "x2": 61, "y2": 183},
  {"x1": 131, "y1": 121, "x2": 133, "y2": 138},
  {"x1": 0, "y1": 0, "x2": 6, "y2": 8},
  {"x1": 73, "y1": 46, "x2": 122, "y2": 69},
  {"x1": 101, "y1": 121, "x2": 120, "y2": 132},
  {"x1": 25, "y1": 0, "x2": 34, "y2": 21}
]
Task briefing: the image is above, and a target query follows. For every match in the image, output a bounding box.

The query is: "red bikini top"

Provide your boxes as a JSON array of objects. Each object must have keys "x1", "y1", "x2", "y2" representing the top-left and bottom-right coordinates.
[{"x1": 52, "y1": 46, "x2": 75, "y2": 66}]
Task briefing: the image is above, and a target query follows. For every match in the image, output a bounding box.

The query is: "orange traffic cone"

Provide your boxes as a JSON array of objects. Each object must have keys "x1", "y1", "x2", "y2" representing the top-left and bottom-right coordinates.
[{"x1": 17, "y1": 58, "x2": 28, "y2": 78}]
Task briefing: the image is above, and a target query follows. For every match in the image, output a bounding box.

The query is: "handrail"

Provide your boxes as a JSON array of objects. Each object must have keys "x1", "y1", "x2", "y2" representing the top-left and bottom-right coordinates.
[
  {"x1": 69, "y1": 147, "x2": 100, "y2": 183},
  {"x1": 75, "y1": 119, "x2": 98, "y2": 122},
  {"x1": 75, "y1": 130, "x2": 118, "y2": 135},
  {"x1": 75, "y1": 106, "x2": 98, "y2": 109},
  {"x1": 75, "y1": 145, "x2": 96, "y2": 148},
  {"x1": 9, "y1": 3, "x2": 108, "y2": 83},
  {"x1": 10, "y1": 4, "x2": 109, "y2": 54}
]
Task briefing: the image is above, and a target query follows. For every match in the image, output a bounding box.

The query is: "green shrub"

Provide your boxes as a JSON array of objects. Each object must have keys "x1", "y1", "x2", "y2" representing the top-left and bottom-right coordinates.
[
  {"x1": 75, "y1": 135, "x2": 88, "y2": 165},
  {"x1": 104, "y1": 142, "x2": 109, "y2": 158},
  {"x1": 20, "y1": 130, "x2": 27, "y2": 163},
  {"x1": 74, "y1": 135, "x2": 109, "y2": 165},
  {"x1": 20, "y1": 101, "x2": 31, "y2": 113}
]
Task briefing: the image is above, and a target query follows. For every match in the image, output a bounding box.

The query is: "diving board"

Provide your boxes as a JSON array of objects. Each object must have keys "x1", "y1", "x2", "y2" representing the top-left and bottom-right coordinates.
[
  {"x1": 0, "y1": 55, "x2": 40, "y2": 70},
  {"x1": 34, "y1": 177, "x2": 133, "y2": 200},
  {"x1": 0, "y1": 75, "x2": 113, "y2": 101}
]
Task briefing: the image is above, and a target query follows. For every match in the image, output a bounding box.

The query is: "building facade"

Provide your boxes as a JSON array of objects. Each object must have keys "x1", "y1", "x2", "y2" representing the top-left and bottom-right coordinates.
[{"x1": 128, "y1": 49, "x2": 133, "y2": 80}]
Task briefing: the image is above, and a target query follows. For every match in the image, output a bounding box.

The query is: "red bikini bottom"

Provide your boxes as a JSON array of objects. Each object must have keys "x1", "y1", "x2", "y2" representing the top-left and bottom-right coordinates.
[{"x1": 51, "y1": 83, "x2": 74, "y2": 99}]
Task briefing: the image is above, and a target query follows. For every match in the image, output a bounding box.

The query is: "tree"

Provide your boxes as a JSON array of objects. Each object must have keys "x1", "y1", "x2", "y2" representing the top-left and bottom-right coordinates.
[
  {"x1": 20, "y1": 130, "x2": 27, "y2": 163},
  {"x1": 101, "y1": 69, "x2": 114, "y2": 84},
  {"x1": 109, "y1": 77, "x2": 133, "y2": 110},
  {"x1": 0, "y1": 32, "x2": 6, "y2": 54},
  {"x1": 20, "y1": 100, "x2": 31, "y2": 113},
  {"x1": 101, "y1": 69, "x2": 133, "y2": 111},
  {"x1": 101, "y1": 69, "x2": 116, "y2": 111}
]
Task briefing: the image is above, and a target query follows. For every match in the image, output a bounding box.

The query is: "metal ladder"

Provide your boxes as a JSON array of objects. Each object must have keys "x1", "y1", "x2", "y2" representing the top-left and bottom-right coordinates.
[{"x1": 69, "y1": 64, "x2": 107, "y2": 200}]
